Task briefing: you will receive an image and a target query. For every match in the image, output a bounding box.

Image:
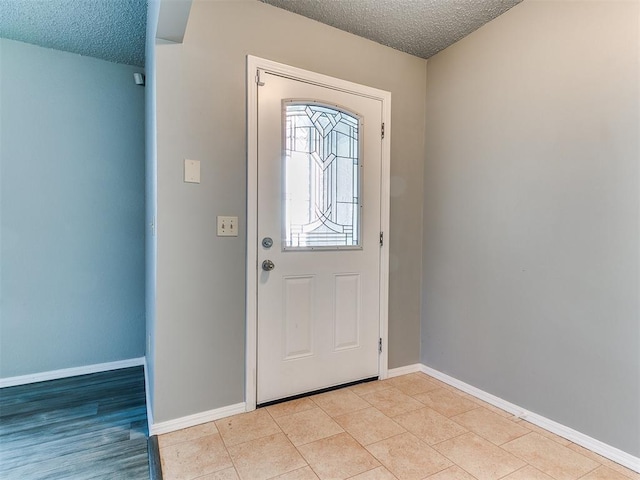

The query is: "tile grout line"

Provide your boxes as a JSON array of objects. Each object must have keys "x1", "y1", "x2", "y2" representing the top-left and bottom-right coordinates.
[
  {"x1": 575, "y1": 464, "x2": 607, "y2": 480},
  {"x1": 398, "y1": 377, "x2": 616, "y2": 480},
  {"x1": 401, "y1": 376, "x2": 611, "y2": 480},
  {"x1": 157, "y1": 372, "x2": 638, "y2": 480},
  {"x1": 230, "y1": 408, "x2": 315, "y2": 480}
]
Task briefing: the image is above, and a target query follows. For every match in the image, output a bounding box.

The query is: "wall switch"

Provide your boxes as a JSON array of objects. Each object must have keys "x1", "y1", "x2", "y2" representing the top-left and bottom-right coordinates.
[
  {"x1": 217, "y1": 216, "x2": 238, "y2": 236},
  {"x1": 184, "y1": 159, "x2": 200, "y2": 183}
]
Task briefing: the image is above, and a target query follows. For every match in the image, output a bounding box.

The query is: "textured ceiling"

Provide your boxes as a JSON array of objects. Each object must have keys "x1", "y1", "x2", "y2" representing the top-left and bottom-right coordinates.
[
  {"x1": 0, "y1": 0, "x2": 147, "y2": 67},
  {"x1": 0, "y1": 0, "x2": 522, "y2": 68},
  {"x1": 261, "y1": 0, "x2": 523, "y2": 59}
]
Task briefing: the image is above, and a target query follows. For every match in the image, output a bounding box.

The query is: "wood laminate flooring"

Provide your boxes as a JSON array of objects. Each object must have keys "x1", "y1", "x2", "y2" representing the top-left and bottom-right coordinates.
[{"x1": 0, "y1": 366, "x2": 150, "y2": 479}]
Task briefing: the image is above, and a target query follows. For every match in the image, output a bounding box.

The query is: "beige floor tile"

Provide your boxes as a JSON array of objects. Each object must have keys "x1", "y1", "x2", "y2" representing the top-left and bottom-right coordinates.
[
  {"x1": 451, "y1": 407, "x2": 529, "y2": 445},
  {"x1": 479, "y1": 403, "x2": 518, "y2": 419},
  {"x1": 334, "y1": 407, "x2": 406, "y2": 446},
  {"x1": 433, "y1": 432, "x2": 525, "y2": 480},
  {"x1": 386, "y1": 373, "x2": 441, "y2": 396},
  {"x1": 349, "y1": 466, "x2": 398, "y2": 479},
  {"x1": 412, "y1": 388, "x2": 478, "y2": 418},
  {"x1": 271, "y1": 466, "x2": 320, "y2": 479},
  {"x1": 424, "y1": 465, "x2": 477, "y2": 480},
  {"x1": 266, "y1": 398, "x2": 317, "y2": 419},
  {"x1": 215, "y1": 409, "x2": 281, "y2": 447},
  {"x1": 393, "y1": 407, "x2": 467, "y2": 445},
  {"x1": 160, "y1": 433, "x2": 233, "y2": 480},
  {"x1": 199, "y1": 467, "x2": 241, "y2": 480},
  {"x1": 419, "y1": 375, "x2": 457, "y2": 391},
  {"x1": 566, "y1": 443, "x2": 640, "y2": 480},
  {"x1": 158, "y1": 386, "x2": 636, "y2": 480},
  {"x1": 361, "y1": 387, "x2": 424, "y2": 417},
  {"x1": 350, "y1": 380, "x2": 394, "y2": 396},
  {"x1": 502, "y1": 432, "x2": 600, "y2": 480},
  {"x1": 613, "y1": 465, "x2": 640, "y2": 480},
  {"x1": 514, "y1": 419, "x2": 572, "y2": 446},
  {"x1": 298, "y1": 432, "x2": 380, "y2": 480},
  {"x1": 579, "y1": 466, "x2": 633, "y2": 480},
  {"x1": 312, "y1": 388, "x2": 371, "y2": 417},
  {"x1": 158, "y1": 421, "x2": 219, "y2": 448},
  {"x1": 227, "y1": 432, "x2": 306, "y2": 480},
  {"x1": 366, "y1": 432, "x2": 452, "y2": 480},
  {"x1": 275, "y1": 407, "x2": 344, "y2": 446},
  {"x1": 500, "y1": 465, "x2": 555, "y2": 479},
  {"x1": 454, "y1": 392, "x2": 517, "y2": 419}
]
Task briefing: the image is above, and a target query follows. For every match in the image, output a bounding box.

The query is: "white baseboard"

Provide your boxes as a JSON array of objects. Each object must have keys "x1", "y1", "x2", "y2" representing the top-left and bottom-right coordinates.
[
  {"x1": 0, "y1": 357, "x2": 145, "y2": 388},
  {"x1": 387, "y1": 363, "x2": 422, "y2": 378},
  {"x1": 143, "y1": 357, "x2": 154, "y2": 430},
  {"x1": 150, "y1": 402, "x2": 247, "y2": 436},
  {"x1": 420, "y1": 364, "x2": 640, "y2": 473}
]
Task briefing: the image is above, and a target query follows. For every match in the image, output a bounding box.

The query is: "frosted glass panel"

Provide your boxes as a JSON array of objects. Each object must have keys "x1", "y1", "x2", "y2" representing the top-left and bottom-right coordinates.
[{"x1": 284, "y1": 103, "x2": 361, "y2": 249}]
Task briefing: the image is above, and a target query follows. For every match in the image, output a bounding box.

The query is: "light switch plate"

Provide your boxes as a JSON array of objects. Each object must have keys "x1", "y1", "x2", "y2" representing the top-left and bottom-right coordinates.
[
  {"x1": 184, "y1": 159, "x2": 200, "y2": 183},
  {"x1": 217, "y1": 216, "x2": 238, "y2": 236}
]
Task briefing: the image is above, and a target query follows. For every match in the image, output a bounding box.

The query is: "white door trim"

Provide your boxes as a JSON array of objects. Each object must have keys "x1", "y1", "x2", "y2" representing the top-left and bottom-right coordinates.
[{"x1": 246, "y1": 55, "x2": 391, "y2": 411}]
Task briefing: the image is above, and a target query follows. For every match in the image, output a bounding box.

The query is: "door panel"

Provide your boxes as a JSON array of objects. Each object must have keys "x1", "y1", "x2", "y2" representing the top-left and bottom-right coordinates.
[
  {"x1": 334, "y1": 274, "x2": 361, "y2": 351},
  {"x1": 257, "y1": 71, "x2": 382, "y2": 404},
  {"x1": 283, "y1": 275, "x2": 314, "y2": 360}
]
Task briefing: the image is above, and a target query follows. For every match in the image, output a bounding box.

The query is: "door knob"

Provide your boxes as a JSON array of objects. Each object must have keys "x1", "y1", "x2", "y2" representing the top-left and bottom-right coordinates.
[{"x1": 262, "y1": 259, "x2": 275, "y2": 271}]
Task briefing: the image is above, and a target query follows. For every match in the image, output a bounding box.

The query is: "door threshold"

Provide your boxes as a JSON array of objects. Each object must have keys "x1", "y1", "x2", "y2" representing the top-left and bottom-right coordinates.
[{"x1": 257, "y1": 376, "x2": 378, "y2": 408}]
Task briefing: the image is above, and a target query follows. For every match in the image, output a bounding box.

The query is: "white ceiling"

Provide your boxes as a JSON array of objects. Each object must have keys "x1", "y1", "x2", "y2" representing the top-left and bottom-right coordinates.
[
  {"x1": 0, "y1": 0, "x2": 147, "y2": 67},
  {"x1": 261, "y1": 0, "x2": 523, "y2": 59},
  {"x1": 0, "y1": 0, "x2": 523, "y2": 67}
]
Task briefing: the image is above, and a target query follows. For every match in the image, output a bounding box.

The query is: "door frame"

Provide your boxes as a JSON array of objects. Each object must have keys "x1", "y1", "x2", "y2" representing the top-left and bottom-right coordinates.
[{"x1": 245, "y1": 55, "x2": 391, "y2": 411}]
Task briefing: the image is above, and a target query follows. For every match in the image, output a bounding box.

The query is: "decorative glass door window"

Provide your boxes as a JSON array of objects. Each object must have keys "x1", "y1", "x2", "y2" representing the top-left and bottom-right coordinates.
[{"x1": 283, "y1": 102, "x2": 362, "y2": 250}]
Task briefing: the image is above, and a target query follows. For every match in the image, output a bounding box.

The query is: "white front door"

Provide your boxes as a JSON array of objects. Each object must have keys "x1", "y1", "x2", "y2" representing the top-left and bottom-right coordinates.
[{"x1": 256, "y1": 69, "x2": 384, "y2": 404}]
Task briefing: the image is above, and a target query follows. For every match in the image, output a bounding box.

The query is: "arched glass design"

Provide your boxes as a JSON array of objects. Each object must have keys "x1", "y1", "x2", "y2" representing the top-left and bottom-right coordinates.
[{"x1": 283, "y1": 102, "x2": 361, "y2": 250}]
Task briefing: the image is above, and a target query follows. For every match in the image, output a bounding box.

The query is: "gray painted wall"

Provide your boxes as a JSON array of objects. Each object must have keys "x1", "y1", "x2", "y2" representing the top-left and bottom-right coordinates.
[
  {"x1": 153, "y1": 0, "x2": 426, "y2": 422},
  {"x1": 0, "y1": 39, "x2": 146, "y2": 378},
  {"x1": 422, "y1": 1, "x2": 639, "y2": 457}
]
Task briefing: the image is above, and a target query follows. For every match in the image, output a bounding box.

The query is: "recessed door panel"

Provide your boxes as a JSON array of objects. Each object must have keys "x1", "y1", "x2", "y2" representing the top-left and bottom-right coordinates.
[
  {"x1": 334, "y1": 274, "x2": 361, "y2": 351},
  {"x1": 283, "y1": 276, "x2": 314, "y2": 360}
]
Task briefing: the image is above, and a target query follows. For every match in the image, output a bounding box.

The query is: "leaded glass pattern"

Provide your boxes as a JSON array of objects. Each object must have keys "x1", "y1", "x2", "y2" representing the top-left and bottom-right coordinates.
[{"x1": 284, "y1": 103, "x2": 361, "y2": 249}]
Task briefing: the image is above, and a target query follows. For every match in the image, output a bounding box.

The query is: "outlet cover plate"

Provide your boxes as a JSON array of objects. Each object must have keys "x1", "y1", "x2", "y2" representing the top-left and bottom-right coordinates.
[{"x1": 184, "y1": 159, "x2": 200, "y2": 183}]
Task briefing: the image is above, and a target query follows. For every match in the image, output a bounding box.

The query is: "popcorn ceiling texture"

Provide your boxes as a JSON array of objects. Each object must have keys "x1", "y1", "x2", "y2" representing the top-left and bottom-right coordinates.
[
  {"x1": 0, "y1": 0, "x2": 521, "y2": 68},
  {"x1": 0, "y1": 0, "x2": 146, "y2": 67},
  {"x1": 261, "y1": 0, "x2": 523, "y2": 59}
]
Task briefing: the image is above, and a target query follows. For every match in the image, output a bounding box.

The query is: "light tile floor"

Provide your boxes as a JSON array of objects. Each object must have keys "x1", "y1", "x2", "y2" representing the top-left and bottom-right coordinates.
[{"x1": 159, "y1": 372, "x2": 640, "y2": 480}]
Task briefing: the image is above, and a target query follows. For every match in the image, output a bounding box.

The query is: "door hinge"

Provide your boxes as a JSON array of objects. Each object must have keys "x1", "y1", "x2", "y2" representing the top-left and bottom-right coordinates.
[
  {"x1": 379, "y1": 231, "x2": 384, "y2": 246},
  {"x1": 378, "y1": 338, "x2": 383, "y2": 354},
  {"x1": 381, "y1": 122, "x2": 385, "y2": 139},
  {"x1": 256, "y1": 70, "x2": 265, "y2": 86}
]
